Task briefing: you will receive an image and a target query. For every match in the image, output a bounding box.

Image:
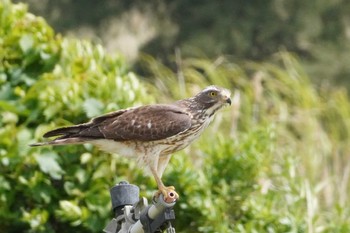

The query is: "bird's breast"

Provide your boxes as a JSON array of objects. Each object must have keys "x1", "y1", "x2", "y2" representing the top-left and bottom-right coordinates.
[{"x1": 160, "y1": 116, "x2": 212, "y2": 154}]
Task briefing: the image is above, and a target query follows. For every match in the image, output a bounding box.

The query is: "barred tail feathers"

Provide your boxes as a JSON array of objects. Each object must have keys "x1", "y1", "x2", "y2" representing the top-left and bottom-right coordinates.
[{"x1": 30, "y1": 124, "x2": 92, "y2": 147}]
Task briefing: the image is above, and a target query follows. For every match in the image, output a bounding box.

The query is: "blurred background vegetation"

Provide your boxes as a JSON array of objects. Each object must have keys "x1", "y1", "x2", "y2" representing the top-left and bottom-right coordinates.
[
  {"x1": 1, "y1": 0, "x2": 350, "y2": 232},
  {"x1": 12, "y1": 0, "x2": 350, "y2": 90}
]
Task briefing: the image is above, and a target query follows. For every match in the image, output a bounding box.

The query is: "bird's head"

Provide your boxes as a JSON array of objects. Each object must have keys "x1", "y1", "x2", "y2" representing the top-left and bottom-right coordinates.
[{"x1": 193, "y1": 85, "x2": 231, "y2": 116}]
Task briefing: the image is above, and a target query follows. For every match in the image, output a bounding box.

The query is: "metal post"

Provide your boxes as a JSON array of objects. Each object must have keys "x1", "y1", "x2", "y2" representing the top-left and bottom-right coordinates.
[{"x1": 104, "y1": 181, "x2": 177, "y2": 233}]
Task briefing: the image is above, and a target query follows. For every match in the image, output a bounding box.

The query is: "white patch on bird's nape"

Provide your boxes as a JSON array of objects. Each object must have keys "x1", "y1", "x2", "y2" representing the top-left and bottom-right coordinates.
[
  {"x1": 147, "y1": 121, "x2": 152, "y2": 129},
  {"x1": 131, "y1": 119, "x2": 136, "y2": 125}
]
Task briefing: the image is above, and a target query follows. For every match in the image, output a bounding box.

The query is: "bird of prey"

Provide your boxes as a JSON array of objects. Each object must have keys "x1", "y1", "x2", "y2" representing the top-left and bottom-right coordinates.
[{"x1": 31, "y1": 85, "x2": 231, "y2": 200}]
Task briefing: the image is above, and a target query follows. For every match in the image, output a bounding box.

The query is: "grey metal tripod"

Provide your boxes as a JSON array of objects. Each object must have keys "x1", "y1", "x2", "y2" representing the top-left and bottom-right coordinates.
[{"x1": 104, "y1": 181, "x2": 177, "y2": 233}]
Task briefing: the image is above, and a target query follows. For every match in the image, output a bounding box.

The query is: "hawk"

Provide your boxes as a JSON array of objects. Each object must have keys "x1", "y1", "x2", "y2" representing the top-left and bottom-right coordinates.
[{"x1": 31, "y1": 85, "x2": 231, "y2": 200}]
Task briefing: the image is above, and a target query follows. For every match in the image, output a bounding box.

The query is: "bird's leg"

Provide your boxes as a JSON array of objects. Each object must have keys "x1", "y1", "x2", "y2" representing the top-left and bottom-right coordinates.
[
  {"x1": 157, "y1": 154, "x2": 172, "y2": 179},
  {"x1": 150, "y1": 167, "x2": 179, "y2": 201}
]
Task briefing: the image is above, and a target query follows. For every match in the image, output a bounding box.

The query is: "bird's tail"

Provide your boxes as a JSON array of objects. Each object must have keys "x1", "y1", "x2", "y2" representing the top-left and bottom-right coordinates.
[
  {"x1": 30, "y1": 125, "x2": 91, "y2": 147},
  {"x1": 29, "y1": 137, "x2": 89, "y2": 147},
  {"x1": 42, "y1": 125, "x2": 88, "y2": 138}
]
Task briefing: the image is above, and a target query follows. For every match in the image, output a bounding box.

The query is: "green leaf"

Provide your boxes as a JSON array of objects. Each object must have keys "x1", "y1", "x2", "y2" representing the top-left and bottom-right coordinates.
[
  {"x1": 83, "y1": 98, "x2": 104, "y2": 118},
  {"x1": 56, "y1": 200, "x2": 88, "y2": 226},
  {"x1": 19, "y1": 34, "x2": 34, "y2": 53},
  {"x1": 21, "y1": 208, "x2": 49, "y2": 230},
  {"x1": 34, "y1": 152, "x2": 64, "y2": 179}
]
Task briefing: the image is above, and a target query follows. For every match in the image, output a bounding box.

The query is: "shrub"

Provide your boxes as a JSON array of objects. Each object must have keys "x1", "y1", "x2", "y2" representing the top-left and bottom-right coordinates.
[{"x1": 1, "y1": 1, "x2": 152, "y2": 232}]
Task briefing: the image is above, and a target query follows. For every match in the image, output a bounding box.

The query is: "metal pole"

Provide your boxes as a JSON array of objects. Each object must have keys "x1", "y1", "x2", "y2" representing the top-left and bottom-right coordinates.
[
  {"x1": 104, "y1": 181, "x2": 177, "y2": 233},
  {"x1": 129, "y1": 194, "x2": 176, "y2": 233}
]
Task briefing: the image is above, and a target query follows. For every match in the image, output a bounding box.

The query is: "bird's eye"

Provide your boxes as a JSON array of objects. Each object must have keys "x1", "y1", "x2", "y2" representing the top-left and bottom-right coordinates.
[{"x1": 209, "y1": 91, "x2": 217, "y2": 97}]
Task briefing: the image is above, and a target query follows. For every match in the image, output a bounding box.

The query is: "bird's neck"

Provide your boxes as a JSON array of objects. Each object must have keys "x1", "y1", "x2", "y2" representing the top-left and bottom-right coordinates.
[{"x1": 175, "y1": 97, "x2": 219, "y2": 119}]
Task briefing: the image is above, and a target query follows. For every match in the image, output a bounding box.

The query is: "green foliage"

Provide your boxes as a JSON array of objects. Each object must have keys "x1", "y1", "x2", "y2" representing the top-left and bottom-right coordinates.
[
  {"x1": 141, "y1": 52, "x2": 350, "y2": 232},
  {"x1": 13, "y1": 0, "x2": 350, "y2": 89},
  {"x1": 1, "y1": 1, "x2": 350, "y2": 233},
  {"x1": 0, "y1": 1, "x2": 153, "y2": 232}
]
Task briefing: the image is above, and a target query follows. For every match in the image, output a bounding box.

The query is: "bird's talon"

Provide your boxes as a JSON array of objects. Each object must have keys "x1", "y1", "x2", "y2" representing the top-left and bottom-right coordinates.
[{"x1": 155, "y1": 186, "x2": 179, "y2": 202}]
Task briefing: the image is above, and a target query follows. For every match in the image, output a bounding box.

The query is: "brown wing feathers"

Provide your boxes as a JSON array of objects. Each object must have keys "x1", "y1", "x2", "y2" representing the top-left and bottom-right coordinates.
[
  {"x1": 31, "y1": 104, "x2": 192, "y2": 146},
  {"x1": 100, "y1": 105, "x2": 191, "y2": 141}
]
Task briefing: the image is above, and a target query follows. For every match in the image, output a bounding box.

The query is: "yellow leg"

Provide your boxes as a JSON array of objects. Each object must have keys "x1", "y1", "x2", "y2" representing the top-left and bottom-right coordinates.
[{"x1": 151, "y1": 167, "x2": 179, "y2": 201}]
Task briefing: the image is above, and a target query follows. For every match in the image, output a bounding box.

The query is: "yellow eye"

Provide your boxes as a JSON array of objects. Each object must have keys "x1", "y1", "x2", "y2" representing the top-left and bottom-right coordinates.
[{"x1": 209, "y1": 91, "x2": 217, "y2": 97}]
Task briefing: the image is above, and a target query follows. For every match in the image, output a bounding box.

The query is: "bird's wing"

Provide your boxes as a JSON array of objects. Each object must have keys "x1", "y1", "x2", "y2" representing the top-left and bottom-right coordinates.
[
  {"x1": 99, "y1": 104, "x2": 192, "y2": 141},
  {"x1": 42, "y1": 109, "x2": 128, "y2": 138},
  {"x1": 42, "y1": 104, "x2": 192, "y2": 142}
]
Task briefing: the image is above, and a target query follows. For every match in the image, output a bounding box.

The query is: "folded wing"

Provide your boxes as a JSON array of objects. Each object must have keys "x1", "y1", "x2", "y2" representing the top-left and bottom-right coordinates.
[{"x1": 37, "y1": 104, "x2": 192, "y2": 143}]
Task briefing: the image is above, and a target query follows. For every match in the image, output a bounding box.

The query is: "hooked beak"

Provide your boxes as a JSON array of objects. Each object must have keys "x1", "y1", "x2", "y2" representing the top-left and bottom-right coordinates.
[{"x1": 220, "y1": 88, "x2": 232, "y2": 105}]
